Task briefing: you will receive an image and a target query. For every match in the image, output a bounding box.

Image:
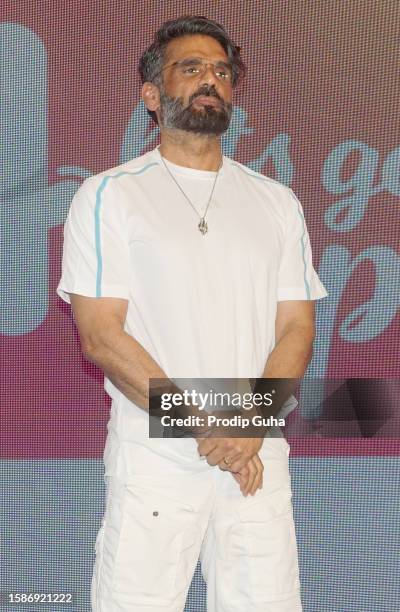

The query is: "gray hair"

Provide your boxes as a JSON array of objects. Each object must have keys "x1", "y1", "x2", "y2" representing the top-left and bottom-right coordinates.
[{"x1": 138, "y1": 15, "x2": 245, "y2": 123}]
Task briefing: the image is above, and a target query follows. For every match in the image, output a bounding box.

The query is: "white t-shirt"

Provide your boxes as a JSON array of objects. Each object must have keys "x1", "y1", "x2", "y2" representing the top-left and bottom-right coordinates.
[{"x1": 57, "y1": 145, "x2": 327, "y2": 468}]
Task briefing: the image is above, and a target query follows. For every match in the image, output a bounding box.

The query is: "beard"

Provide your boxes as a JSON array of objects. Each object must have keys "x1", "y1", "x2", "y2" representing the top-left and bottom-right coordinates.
[{"x1": 158, "y1": 84, "x2": 232, "y2": 136}]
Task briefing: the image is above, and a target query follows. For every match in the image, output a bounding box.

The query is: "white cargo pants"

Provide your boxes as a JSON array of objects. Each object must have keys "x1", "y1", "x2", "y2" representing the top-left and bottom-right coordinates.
[{"x1": 91, "y1": 430, "x2": 302, "y2": 611}]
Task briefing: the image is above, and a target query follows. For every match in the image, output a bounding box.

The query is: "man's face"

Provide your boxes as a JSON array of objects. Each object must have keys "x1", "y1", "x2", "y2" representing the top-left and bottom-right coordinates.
[{"x1": 156, "y1": 34, "x2": 233, "y2": 135}]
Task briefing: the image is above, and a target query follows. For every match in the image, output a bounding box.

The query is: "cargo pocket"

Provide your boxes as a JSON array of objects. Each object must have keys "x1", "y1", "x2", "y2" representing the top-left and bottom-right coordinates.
[
  {"x1": 231, "y1": 486, "x2": 300, "y2": 603},
  {"x1": 111, "y1": 479, "x2": 199, "y2": 606}
]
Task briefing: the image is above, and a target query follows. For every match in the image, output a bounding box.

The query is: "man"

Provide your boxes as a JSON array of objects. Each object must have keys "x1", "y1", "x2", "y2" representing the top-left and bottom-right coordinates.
[{"x1": 57, "y1": 15, "x2": 327, "y2": 612}]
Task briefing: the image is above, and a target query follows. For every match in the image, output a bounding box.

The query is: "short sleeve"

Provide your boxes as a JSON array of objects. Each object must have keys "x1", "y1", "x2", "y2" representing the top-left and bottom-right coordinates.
[
  {"x1": 277, "y1": 188, "x2": 328, "y2": 301},
  {"x1": 56, "y1": 176, "x2": 131, "y2": 304}
]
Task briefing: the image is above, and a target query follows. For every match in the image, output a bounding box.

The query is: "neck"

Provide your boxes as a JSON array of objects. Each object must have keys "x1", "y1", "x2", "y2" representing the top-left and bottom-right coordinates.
[{"x1": 159, "y1": 129, "x2": 222, "y2": 171}]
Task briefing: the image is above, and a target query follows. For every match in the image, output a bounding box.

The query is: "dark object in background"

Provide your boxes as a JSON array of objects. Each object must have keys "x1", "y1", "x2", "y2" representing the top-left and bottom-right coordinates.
[
  {"x1": 308, "y1": 378, "x2": 399, "y2": 438},
  {"x1": 345, "y1": 378, "x2": 398, "y2": 437}
]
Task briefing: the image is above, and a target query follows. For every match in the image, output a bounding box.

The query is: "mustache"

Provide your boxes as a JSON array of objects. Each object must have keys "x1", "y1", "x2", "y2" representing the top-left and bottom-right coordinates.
[
  {"x1": 159, "y1": 86, "x2": 232, "y2": 127},
  {"x1": 189, "y1": 87, "x2": 225, "y2": 106},
  {"x1": 159, "y1": 86, "x2": 232, "y2": 135}
]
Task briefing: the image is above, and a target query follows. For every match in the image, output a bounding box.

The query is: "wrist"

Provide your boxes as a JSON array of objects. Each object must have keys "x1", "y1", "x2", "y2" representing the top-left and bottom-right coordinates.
[{"x1": 240, "y1": 404, "x2": 270, "y2": 437}]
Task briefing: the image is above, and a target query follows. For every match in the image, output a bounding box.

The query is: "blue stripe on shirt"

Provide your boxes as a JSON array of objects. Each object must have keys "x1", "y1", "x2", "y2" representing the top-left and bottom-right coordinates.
[{"x1": 94, "y1": 162, "x2": 159, "y2": 297}]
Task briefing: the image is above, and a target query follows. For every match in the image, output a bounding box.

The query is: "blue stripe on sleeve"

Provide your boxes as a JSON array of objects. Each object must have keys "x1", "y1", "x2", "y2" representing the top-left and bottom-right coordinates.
[
  {"x1": 289, "y1": 189, "x2": 310, "y2": 299},
  {"x1": 228, "y1": 162, "x2": 311, "y2": 299},
  {"x1": 94, "y1": 162, "x2": 159, "y2": 297}
]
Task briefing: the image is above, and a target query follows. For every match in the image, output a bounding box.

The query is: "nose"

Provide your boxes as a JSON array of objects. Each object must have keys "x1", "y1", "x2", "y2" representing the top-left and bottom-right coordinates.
[{"x1": 198, "y1": 63, "x2": 219, "y2": 87}]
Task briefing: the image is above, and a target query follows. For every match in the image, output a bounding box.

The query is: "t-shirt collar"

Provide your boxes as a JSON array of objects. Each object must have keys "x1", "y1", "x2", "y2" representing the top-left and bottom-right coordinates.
[{"x1": 154, "y1": 144, "x2": 225, "y2": 179}]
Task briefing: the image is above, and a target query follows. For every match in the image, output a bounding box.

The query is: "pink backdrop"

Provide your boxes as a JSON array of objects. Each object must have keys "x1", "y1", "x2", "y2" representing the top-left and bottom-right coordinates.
[{"x1": 2, "y1": 0, "x2": 399, "y2": 457}]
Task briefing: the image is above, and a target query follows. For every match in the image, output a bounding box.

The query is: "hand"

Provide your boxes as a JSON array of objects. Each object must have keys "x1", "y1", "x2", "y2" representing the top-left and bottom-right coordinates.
[
  {"x1": 196, "y1": 435, "x2": 263, "y2": 473},
  {"x1": 230, "y1": 453, "x2": 264, "y2": 496}
]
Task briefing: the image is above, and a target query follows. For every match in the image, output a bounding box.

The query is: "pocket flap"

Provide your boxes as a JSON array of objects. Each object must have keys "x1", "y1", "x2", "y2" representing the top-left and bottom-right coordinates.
[{"x1": 124, "y1": 478, "x2": 197, "y2": 517}]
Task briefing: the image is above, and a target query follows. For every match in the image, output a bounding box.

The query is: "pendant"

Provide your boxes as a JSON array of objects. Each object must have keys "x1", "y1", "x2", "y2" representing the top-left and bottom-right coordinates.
[{"x1": 198, "y1": 218, "x2": 208, "y2": 235}]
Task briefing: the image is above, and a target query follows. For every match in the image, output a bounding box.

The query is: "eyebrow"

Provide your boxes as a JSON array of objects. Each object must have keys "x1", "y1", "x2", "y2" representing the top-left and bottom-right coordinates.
[{"x1": 178, "y1": 57, "x2": 231, "y2": 69}]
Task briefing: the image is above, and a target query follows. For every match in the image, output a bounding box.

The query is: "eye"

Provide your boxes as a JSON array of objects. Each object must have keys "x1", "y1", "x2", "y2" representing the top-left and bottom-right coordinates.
[
  {"x1": 182, "y1": 65, "x2": 201, "y2": 75},
  {"x1": 216, "y1": 69, "x2": 229, "y2": 79},
  {"x1": 216, "y1": 66, "x2": 232, "y2": 81}
]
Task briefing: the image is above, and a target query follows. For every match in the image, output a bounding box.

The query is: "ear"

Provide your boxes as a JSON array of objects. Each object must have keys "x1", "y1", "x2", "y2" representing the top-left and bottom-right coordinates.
[{"x1": 141, "y1": 82, "x2": 160, "y2": 113}]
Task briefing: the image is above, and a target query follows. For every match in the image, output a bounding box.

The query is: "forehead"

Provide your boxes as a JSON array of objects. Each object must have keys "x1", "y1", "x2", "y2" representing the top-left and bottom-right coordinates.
[{"x1": 164, "y1": 34, "x2": 229, "y2": 64}]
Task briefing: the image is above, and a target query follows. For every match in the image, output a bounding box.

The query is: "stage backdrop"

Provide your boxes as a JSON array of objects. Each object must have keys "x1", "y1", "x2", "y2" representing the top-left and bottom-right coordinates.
[{"x1": 1, "y1": 1, "x2": 399, "y2": 611}]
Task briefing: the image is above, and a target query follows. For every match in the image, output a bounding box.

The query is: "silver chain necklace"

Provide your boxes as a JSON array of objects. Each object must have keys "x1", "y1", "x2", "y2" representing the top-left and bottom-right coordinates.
[{"x1": 160, "y1": 154, "x2": 222, "y2": 235}]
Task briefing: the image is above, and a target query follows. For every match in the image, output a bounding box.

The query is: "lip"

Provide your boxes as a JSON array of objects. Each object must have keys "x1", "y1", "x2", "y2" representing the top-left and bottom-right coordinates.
[{"x1": 193, "y1": 96, "x2": 221, "y2": 107}]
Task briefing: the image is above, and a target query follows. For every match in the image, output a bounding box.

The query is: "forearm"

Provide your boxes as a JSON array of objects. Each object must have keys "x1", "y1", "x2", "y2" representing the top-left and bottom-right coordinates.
[
  {"x1": 248, "y1": 325, "x2": 314, "y2": 425},
  {"x1": 263, "y1": 324, "x2": 314, "y2": 378},
  {"x1": 83, "y1": 326, "x2": 169, "y2": 411},
  {"x1": 82, "y1": 326, "x2": 214, "y2": 434}
]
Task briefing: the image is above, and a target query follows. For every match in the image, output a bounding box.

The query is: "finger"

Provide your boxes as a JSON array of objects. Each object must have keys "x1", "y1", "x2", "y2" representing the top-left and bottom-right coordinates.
[
  {"x1": 243, "y1": 460, "x2": 257, "y2": 496},
  {"x1": 228, "y1": 454, "x2": 252, "y2": 474},
  {"x1": 196, "y1": 438, "x2": 218, "y2": 457},
  {"x1": 198, "y1": 438, "x2": 234, "y2": 465},
  {"x1": 227, "y1": 440, "x2": 258, "y2": 473},
  {"x1": 233, "y1": 463, "x2": 252, "y2": 496},
  {"x1": 231, "y1": 472, "x2": 241, "y2": 485},
  {"x1": 240, "y1": 455, "x2": 263, "y2": 497},
  {"x1": 199, "y1": 443, "x2": 230, "y2": 466},
  {"x1": 232, "y1": 466, "x2": 249, "y2": 493},
  {"x1": 252, "y1": 454, "x2": 264, "y2": 491},
  {"x1": 250, "y1": 455, "x2": 264, "y2": 495}
]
